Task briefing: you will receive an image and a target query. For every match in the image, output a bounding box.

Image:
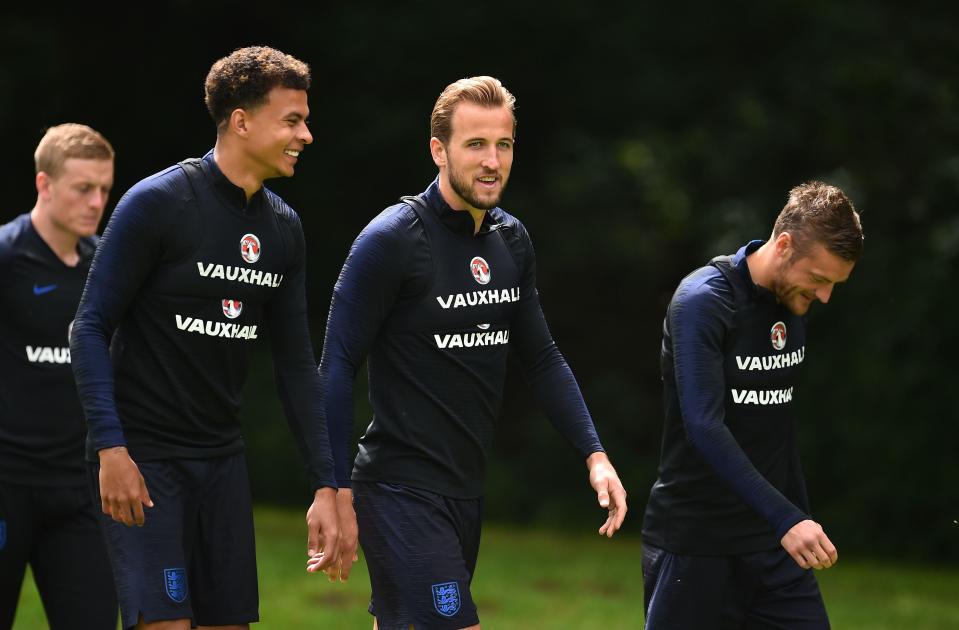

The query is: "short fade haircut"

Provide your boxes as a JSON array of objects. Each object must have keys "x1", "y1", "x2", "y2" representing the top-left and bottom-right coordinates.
[
  {"x1": 204, "y1": 46, "x2": 311, "y2": 129},
  {"x1": 773, "y1": 181, "x2": 864, "y2": 262},
  {"x1": 430, "y1": 76, "x2": 516, "y2": 145},
  {"x1": 34, "y1": 123, "x2": 114, "y2": 178}
]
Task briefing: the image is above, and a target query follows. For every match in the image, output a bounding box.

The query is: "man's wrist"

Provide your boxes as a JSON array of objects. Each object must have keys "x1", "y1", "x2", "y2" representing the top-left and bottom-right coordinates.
[
  {"x1": 586, "y1": 450, "x2": 610, "y2": 469},
  {"x1": 314, "y1": 486, "x2": 337, "y2": 500},
  {"x1": 98, "y1": 445, "x2": 128, "y2": 460}
]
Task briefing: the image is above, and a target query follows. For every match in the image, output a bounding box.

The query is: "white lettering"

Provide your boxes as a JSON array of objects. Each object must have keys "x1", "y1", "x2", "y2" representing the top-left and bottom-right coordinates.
[
  {"x1": 731, "y1": 387, "x2": 794, "y2": 406},
  {"x1": 24, "y1": 345, "x2": 71, "y2": 364},
  {"x1": 196, "y1": 261, "x2": 283, "y2": 288},
  {"x1": 173, "y1": 314, "x2": 258, "y2": 341},
  {"x1": 433, "y1": 329, "x2": 511, "y2": 349},
  {"x1": 735, "y1": 347, "x2": 806, "y2": 372},
  {"x1": 435, "y1": 287, "x2": 522, "y2": 310}
]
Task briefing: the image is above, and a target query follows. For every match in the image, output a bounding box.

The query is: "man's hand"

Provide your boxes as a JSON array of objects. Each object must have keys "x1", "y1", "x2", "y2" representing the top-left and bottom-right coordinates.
[
  {"x1": 781, "y1": 519, "x2": 838, "y2": 570},
  {"x1": 313, "y1": 488, "x2": 359, "y2": 582},
  {"x1": 587, "y1": 451, "x2": 628, "y2": 537},
  {"x1": 306, "y1": 487, "x2": 340, "y2": 575},
  {"x1": 98, "y1": 446, "x2": 153, "y2": 527}
]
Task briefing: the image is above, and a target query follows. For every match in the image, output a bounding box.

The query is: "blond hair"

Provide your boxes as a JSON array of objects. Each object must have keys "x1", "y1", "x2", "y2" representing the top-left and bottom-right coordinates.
[
  {"x1": 34, "y1": 123, "x2": 114, "y2": 178},
  {"x1": 431, "y1": 76, "x2": 516, "y2": 144}
]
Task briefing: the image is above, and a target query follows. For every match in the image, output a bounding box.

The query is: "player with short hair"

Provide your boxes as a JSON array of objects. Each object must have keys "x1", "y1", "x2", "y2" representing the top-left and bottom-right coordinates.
[
  {"x1": 314, "y1": 76, "x2": 628, "y2": 629},
  {"x1": 0, "y1": 123, "x2": 117, "y2": 629},
  {"x1": 642, "y1": 182, "x2": 864, "y2": 628},
  {"x1": 71, "y1": 46, "x2": 341, "y2": 630}
]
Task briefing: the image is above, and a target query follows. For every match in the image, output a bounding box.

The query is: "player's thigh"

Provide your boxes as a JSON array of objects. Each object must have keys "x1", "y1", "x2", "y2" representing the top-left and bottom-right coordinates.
[
  {"x1": 31, "y1": 485, "x2": 117, "y2": 629},
  {"x1": 93, "y1": 460, "x2": 193, "y2": 630},
  {"x1": 188, "y1": 453, "x2": 258, "y2": 627},
  {"x1": 354, "y1": 481, "x2": 481, "y2": 630},
  {"x1": 642, "y1": 544, "x2": 742, "y2": 630},
  {"x1": 744, "y1": 548, "x2": 830, "y2": 630},
  {"x1": 0, "y1": 483, "x2": 35, "y2": 627}
]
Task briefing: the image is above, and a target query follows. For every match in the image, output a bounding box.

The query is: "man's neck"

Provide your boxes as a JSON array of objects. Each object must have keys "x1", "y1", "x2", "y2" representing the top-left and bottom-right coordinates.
[
  {"x1": 745, "y1": 240, "x2": 775, "y2": 291},
  {"x1": 213, "y1": 141, "x2": 263, "y2": 201},
  {"x1": 438, "y1": 175, "x2": 485, "y2": 235},
  {"x1": 30, "y1": 206, "x2": 80, "y2": 267}
]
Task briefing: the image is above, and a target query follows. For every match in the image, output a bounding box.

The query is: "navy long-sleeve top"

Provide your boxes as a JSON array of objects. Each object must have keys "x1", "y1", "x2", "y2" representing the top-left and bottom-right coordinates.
[
  {"x1": 643, "y1": 241, "x2": 811, "y2": 555},
  {"x1": 318, "y1": 180, "x2": 603, "y2": 498},
  {"x1": 0, "y1": 213, "x2": 96, "y2": 486},
  {"x1": 71, "y1": 151, "x2": 335, "y2": 490}
]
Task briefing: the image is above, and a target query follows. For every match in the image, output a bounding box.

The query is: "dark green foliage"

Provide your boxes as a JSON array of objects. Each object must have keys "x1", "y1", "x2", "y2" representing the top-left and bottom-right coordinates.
[{"x1": 3, "y1": 2, "x2": 956, "y2": 561}]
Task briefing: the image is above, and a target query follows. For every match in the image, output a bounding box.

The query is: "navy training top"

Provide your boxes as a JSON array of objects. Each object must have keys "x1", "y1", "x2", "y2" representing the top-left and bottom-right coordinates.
[
  {"x1": 0, "y1": 213, "x2": 96, "y2": 486},
  {"x1": 319, "y1": 179, "x2": 604, "y2": 498},
  {"x1": 643, "y1": 241, "x2": 811, "y2": 555},
  {"x1": 71, "y1": 151, "x2": 335, "y2": 490}
]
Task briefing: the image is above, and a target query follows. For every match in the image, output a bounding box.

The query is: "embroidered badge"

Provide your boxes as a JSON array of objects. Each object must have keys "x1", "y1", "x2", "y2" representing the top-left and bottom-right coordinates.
[
  {"x1": 164, "y1": 568, "x2": 188, "y2": 603},
  {"x1": 222, "y1": 299, "x2": 243, "y2": 319},
  {"x1": 240, "y1": 233, "x2": 261, "y2": 264},
  {"x1": 432, "y1": 581, "x2": 461, "y2": 617},
  {"x1": 770, "y1": 321, "x2": 787, "y2": 351},
  {"x1": 470, "y1": 256, "x2": 491, "y2": 285}
]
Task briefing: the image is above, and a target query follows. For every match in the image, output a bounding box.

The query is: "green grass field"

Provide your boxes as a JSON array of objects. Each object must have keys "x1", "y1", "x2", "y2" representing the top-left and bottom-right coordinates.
[{"x1": 13, "y1": 506, "x2": 959, "y2": 628}]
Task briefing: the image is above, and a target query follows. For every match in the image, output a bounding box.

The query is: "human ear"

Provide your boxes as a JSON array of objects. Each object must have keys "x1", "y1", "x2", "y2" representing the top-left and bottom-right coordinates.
[
  {"x1": 230, "y1": 109, "x2": 250, "y2": 137},
  {"x1": 430, "y1": 137, "x2": 446, "y2": 168}
]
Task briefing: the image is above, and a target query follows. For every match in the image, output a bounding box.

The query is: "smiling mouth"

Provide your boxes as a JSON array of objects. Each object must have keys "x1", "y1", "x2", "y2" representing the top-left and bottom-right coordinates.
[{"x1": 284, "y1": 149, "x2": 300, "y2": 158}]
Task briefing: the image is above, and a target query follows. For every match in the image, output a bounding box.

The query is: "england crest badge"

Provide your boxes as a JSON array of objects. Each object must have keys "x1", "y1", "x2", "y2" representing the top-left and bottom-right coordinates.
[
  {"x1": 432, "y1": 581, "x2": 461, "y2": 617},
  {"x1": 164, "y1": 568, "x2": 188, "y2": 603}
]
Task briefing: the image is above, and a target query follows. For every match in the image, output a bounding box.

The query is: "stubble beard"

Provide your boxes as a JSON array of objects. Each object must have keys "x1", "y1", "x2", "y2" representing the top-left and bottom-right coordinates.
[{"x1": 447, "y1": 155, "x2": 507, "y2": 211}]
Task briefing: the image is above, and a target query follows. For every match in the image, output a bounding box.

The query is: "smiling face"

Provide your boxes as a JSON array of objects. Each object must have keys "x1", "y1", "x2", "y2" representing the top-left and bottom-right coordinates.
[
  {"x1": 38, "y1": 156, "x2": 114, "y2": 238},
  {"x1": 241, "y1": 86, "x2": 313, "y2": 181},
  {"x1": 431, "y1": 102, "x2": 514, "y2": 211},
  {"x1": 771, "y1": 235, "x2": 856, "y2": 315}
]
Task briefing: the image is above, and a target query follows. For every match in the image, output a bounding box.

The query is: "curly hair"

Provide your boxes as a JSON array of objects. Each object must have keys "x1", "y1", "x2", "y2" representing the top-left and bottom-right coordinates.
[
  {"x1": 204, "y1": 46, "x2": 311, "y2": 128},
  {"x1": 34, "y1": 123, "x2": 114, "y2": 178}
]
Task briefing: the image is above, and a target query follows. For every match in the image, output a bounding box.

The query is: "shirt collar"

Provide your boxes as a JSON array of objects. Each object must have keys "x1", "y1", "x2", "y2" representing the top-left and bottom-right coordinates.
[
  {"x1": 202, "y1": 150, "x2": 265, "y2": 215},
  {"x1": 733, "y1": 239, "x2": 778, "y2": 302},
  {"x1": 421, "y1": 177, "x2": 503, "y2": 237}
]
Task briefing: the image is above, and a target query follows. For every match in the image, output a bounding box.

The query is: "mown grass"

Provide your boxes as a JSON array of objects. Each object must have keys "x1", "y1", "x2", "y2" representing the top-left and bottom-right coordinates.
[{"x1": 13, "y1": 506, "x2": 959, "y2": 628}]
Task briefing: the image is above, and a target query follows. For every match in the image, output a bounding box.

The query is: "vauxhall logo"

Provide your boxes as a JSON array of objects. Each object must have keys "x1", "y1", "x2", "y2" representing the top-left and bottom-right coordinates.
[
  {"x1": 240, "y1": 233, "x2": 261, "y2": 264},
  {"x1": 770, "y1": 321, "x2": 787, "y2": 350},
  {"x1": 223, "y1": 299, "x2": 243, "y2": 319},
  {"x1": 470, "y1": 256, "x2": 490, "y2": 285}
]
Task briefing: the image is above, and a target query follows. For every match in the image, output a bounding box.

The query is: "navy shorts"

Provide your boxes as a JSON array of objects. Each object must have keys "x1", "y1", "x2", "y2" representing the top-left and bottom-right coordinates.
[
  {"x1": 642, "y1": 543, "x2": 830, "y2": 629},
  {"x1": 91, "y1": 452, "x2": 258, "y2": 629},
  {"x1": 0, "y1": 482, "x2": 117, "y2": 629},
  {"x1": 353, "y1": 481, "x2": 482, "y2": 630}
]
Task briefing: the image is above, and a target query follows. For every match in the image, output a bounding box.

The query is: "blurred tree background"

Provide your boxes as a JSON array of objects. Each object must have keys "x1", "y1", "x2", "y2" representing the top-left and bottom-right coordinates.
[{"x1": 2, "y1": 2, "x2": 956, "y2": 562}]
